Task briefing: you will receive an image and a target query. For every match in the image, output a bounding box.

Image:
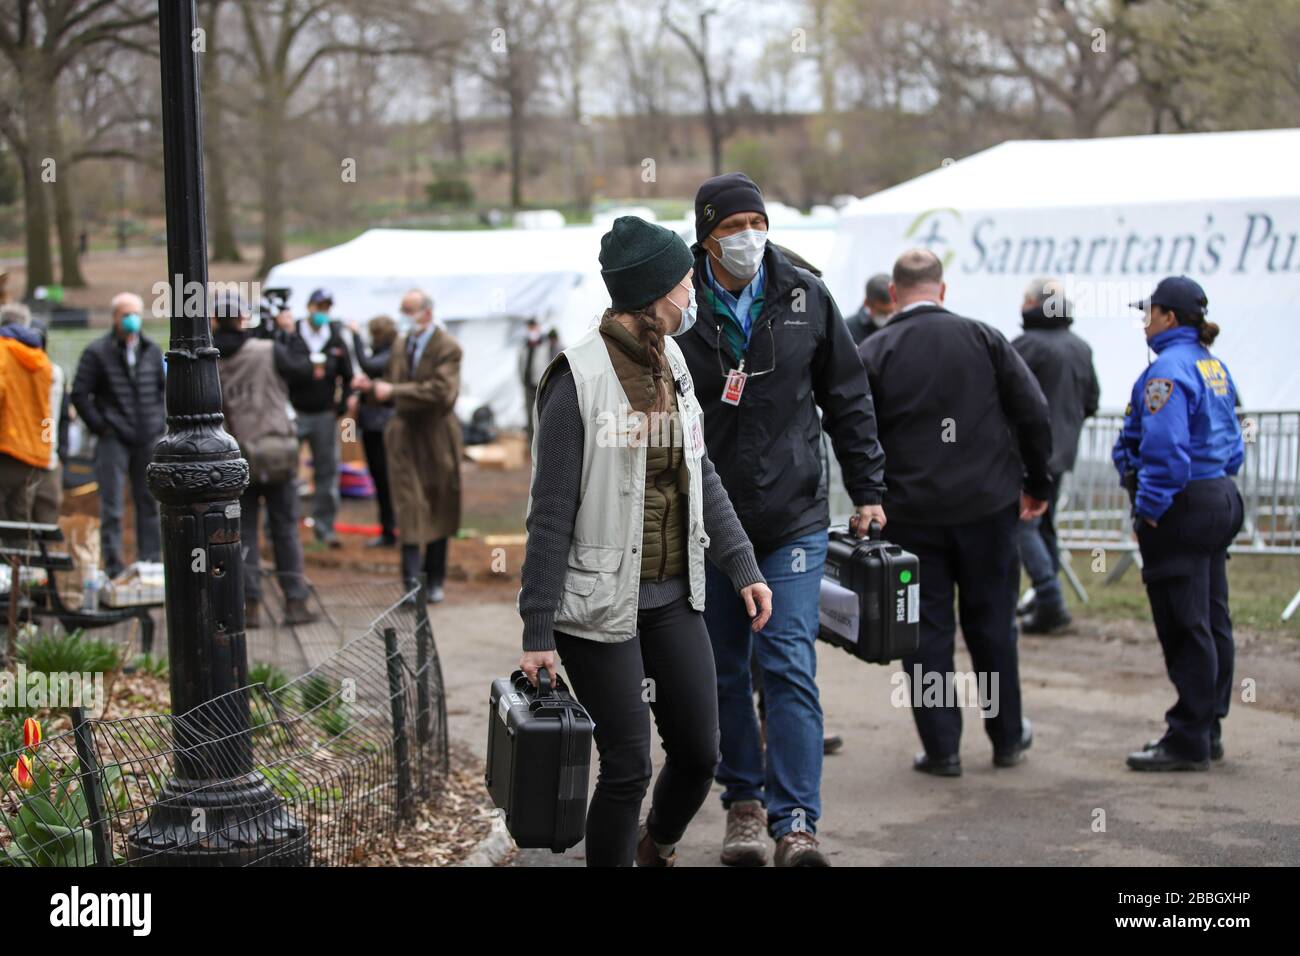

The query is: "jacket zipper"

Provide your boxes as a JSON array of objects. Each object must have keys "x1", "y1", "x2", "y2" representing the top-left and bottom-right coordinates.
[{"x1": 659, "y1": 491, "x2": 670, "y2": 582}]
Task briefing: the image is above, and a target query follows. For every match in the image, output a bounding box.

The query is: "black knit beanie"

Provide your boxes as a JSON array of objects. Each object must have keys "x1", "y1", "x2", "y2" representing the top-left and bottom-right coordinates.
[
  {"x1": 599, "y1": 216, "x2": 694, "y2": 312},
  {"x1": 695, "y1": 172, "x2": 767, "y2": 244}
]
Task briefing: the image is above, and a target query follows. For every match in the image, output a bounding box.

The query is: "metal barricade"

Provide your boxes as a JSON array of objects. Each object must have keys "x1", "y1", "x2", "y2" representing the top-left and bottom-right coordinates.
[{"x1": 1059, "y1": 409, "x2": 1300, "y2": 616}]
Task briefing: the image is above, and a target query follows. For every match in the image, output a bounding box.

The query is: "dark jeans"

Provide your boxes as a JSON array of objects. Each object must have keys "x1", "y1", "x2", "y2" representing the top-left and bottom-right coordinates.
[
  {"x1": 1136, "y1": 477, "x2": 1243, "y2": 761},
  {"x1": 361, "y1": 428, "x2": 395, "y2": 538},
  {"x1": 401, "y1": 539, "x2": 447, "y2": 588},
  {"x1": 888, "y1": 504, "x2": 1024, "y2": 759},
  {"x1": 94, "y1": 433, "x2": 160, "y2": 577},
  {"x1": 242, "y1": 480, "x2": 308, "y2": 602},
  {"x1": 1017, "y1": 473, "x2": 1063, "y2": 609},
  {"x1": 554, "y1": 595, "x2": 720, "y2": 867}
]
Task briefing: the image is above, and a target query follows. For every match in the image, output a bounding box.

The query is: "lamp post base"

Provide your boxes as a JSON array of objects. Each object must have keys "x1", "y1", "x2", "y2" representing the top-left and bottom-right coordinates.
[{"x1": 125, "y1": 772, "x2": 310, "y2": 867}]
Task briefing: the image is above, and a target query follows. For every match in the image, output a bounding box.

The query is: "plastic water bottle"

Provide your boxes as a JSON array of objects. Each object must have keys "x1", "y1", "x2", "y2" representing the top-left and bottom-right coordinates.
[{"x1": 83, "y1": 571, "x2": 102, "y2": 612}]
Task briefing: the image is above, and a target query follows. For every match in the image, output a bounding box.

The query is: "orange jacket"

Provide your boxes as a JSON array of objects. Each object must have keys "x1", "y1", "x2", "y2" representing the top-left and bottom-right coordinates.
[{"x1": 0, "y1": 335, "x2": 56, "y2": 468}]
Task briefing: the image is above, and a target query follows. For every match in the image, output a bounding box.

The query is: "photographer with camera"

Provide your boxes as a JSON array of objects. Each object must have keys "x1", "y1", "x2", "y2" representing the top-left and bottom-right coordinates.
[{"x1": 212, "y1": 292, "x2": 317, "y2": 627}]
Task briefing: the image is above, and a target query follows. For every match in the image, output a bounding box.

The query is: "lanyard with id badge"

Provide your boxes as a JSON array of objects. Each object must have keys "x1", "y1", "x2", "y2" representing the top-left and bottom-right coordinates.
[{"x1": 717, "y1": 321, "x2": 774, "y2": 405}]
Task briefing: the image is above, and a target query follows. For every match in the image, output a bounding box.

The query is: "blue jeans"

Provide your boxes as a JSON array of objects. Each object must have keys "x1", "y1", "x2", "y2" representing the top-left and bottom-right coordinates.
[
  {"x1": 1017, "y1": 516, "x2": 1062, "y2": 609},
  {"x1": 705, "y1": 531, "x2": 827, "y2": 839}
]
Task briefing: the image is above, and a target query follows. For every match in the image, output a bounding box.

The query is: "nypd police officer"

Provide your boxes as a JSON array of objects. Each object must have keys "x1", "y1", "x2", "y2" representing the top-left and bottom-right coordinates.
[{"x1": 1114, "y1": 276, "x2": 1244, "y2": 772}]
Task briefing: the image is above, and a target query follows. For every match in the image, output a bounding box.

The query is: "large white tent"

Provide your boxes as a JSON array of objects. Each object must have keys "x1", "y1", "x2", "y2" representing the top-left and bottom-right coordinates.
[
  {"x1": 824, "y1": 128, "x2": 1300, "y2": 410},
  {"x1": 267, "y1": 219, "x2": 840, "y2": 427},
  {"x1": 266, "y1": 227, "x2": 612, "y2": 428}
]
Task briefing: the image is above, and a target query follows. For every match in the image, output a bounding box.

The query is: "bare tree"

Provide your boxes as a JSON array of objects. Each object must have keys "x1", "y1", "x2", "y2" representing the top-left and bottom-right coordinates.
[
  {"x1": 661, "y1": 0, "x2": 737, "y2": 175},
  {"x1": 0, "y1": 0, "x2": 156, "y2": 292},
  {"x1": 225, "y1": 0, "x2": 442, "y2": 275},
  {"x1": 471, "y1": 0, "x2": 558, "y2": 210}
]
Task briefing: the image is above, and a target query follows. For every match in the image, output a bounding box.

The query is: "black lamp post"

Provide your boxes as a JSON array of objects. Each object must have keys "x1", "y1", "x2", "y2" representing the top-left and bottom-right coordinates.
[{"x1": 126, "y1": 0, "x2": 307, "y2": 865}]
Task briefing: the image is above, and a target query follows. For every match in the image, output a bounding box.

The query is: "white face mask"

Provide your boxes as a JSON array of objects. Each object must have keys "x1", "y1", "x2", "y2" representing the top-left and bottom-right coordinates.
[
  {"x1": 711, "y1": 228, "x2": 767, "y2": 280},
  {"x1": 668, "y1": 281, "x2": 697, "y2": 337}
]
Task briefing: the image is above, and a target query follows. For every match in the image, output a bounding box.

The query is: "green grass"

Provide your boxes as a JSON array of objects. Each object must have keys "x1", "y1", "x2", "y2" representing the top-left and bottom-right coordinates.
[{"x1": 1044, "y1": 550, "x2": 1300, "y2": 638}]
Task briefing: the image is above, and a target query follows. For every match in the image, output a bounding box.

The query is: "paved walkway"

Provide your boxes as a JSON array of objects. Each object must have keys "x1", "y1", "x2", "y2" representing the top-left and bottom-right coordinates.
[{"x1": 429, "y1": 595, "x2": 1300, "y2": 867}]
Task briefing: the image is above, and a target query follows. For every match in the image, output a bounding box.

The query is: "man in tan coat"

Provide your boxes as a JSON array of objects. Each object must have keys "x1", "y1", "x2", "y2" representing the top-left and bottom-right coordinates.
[{"x1": 353, "y1": 289, "x2": 462, "y2": 603}]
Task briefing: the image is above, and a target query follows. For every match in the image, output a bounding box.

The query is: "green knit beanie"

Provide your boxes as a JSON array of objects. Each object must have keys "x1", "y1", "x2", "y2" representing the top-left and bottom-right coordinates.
[{"x1": 599, "y1": 216, "x2": 694, "y2": 312}]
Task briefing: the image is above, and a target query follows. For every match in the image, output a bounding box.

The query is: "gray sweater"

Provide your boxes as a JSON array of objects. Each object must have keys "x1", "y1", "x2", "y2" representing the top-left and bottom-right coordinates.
[{"x1": 519, "y1": 359, "x2": 764, "y2": 651}]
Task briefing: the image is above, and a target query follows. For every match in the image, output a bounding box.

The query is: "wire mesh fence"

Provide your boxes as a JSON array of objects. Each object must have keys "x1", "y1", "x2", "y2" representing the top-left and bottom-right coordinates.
[{"x1": 1, "y1": 580, "x2": 449, "y2": 867}]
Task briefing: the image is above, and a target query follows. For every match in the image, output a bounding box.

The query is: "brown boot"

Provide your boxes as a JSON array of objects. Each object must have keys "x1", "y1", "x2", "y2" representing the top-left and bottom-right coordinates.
[
  {"x1": 245, "y1": 599, "x2": 260, "y2": 630},
  {"x1": 284, "y1": 598, "x2": 318, "y2": 625},
  {"x1": 634, "y1": 823, "x2": 676, "y2": 867},
  {"x1": 720, "y1": 799, "x2": 768, "y2": 867},
  {"x1": 774, "y1": 831, "x2": 830, "y2": 867}
]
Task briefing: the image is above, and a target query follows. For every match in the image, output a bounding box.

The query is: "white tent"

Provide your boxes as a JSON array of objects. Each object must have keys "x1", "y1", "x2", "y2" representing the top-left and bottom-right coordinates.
[
  {"x1": 267, "y1": 217, "x2": 843, "y2": 427},
  {"x1": 824, "y1": 128, "x2": 1300, "y2": 410},
  {"x1": 266, "y1": 227, "x2": 612, "y2": 427}
]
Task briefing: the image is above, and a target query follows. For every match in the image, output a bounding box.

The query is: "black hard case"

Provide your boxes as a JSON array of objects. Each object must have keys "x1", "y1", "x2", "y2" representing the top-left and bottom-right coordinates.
[
  {"x1": 818, "y1": 521, "x2": 921, "y2": 664},
  {"x1": 485, "y1": 669, "x2": 593, "y2": 852}
]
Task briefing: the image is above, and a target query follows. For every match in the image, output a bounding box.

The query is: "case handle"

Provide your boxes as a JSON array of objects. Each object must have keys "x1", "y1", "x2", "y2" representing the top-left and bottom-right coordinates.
[{"x1": 848, "y1": 514, "x2": 884, "y2": 540}]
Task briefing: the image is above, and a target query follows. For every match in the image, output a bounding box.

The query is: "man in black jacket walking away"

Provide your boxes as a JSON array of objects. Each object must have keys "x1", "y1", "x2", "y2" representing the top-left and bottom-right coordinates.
[
  {"x1": 71, "y1": 292, "x2": 165, "y2": 578},
  {"x1": 859, "y1": 249, "x2": 1052, "y2": 777},
  {"x1": 677, "y1": 172, "x2": 888, "y2": 867},
  {"x1": 1012, "y1": 279, "x2": 1100, "y2": 634}
]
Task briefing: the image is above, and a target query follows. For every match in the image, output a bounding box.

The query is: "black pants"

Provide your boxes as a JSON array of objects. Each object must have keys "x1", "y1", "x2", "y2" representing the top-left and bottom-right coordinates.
[
  {"x1": 1136, "y1": 477, "x2": 1243, "y2": 761},
  {"x1": 888, "y1": 504, "x2": 1024, "y2": 758},
  {"x1": 401, "y1": 539, "x2": 447, "y2": 588},
  {"x1": 554, "y1": 596, "x2": 720, "y2": 867},
  {"x1": 242, "y1": 480, "x2": 308, "y2": 602},
  {"x1": 361, "y1": 428, "x2": 395, "y2": 538},
  {"x1": 95, "y1": 433, "x2": 161, "y2": 577}
]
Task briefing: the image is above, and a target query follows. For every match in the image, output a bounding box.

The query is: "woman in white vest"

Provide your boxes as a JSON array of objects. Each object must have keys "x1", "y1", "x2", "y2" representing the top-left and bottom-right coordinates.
[{"x1": 518, "y1": 217, "x2": 772, "y2": 867}]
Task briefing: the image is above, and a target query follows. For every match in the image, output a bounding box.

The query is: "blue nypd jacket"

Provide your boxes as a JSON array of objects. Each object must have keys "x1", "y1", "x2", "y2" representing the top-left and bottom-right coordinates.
[{"x1": 1112, "y1": 325, "x2": 1244, "y2": 522}]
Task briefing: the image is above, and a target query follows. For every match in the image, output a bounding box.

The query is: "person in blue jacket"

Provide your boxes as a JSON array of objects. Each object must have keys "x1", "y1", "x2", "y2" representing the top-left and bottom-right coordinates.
[{"x1": 1113, "y1": 276, "x2": 1244, "y2": 772}]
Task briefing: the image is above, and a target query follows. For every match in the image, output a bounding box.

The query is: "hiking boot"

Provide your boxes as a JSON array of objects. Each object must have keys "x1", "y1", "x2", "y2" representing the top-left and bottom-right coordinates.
[
  {"x1": 720, "y1": 799, "x2": 768, "y2": 867},
  {"x1": 284, "y1": 598, "x2": 318, "y2": 625},
  {"x1": 634, "y1": 823, "x2": 676, "y2": 867},
  {"x1": 245, "y1": 599, "x2": 261, "y2": 630},
  {"x1": 774, "y1": 831, "x2": 830, "y2": 867}
]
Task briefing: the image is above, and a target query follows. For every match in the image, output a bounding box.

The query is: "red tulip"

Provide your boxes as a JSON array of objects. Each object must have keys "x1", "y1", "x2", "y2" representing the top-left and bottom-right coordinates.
[
  {"x1": 22, "y1": 717, "x2": 41, "y2": 751},
  {"x1": 11, "y1": 755, "x2": 33, "y2": 790}
]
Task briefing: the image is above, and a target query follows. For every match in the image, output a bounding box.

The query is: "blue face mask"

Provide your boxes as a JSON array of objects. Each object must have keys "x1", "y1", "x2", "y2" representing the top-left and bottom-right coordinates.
[
  {"x1": 121, "y1": 313, "x2": 142, "y2": 335},
  {"x1": 310, "y1": 311, "x2": 330, "y2": 328}
]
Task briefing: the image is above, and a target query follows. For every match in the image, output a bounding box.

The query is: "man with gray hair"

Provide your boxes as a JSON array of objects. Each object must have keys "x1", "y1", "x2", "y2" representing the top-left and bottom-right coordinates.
[
  {"x1": 71, "y1": 292, "x2": 165, "y2": 577},
  {"x1": 353, "y1": 289, "x2": 462, "y2": 603},
  {"x1": 843, "y1": 273, "x2": 895, "y2": 345},
  {"x1": 1012, "y1": 278, "x2": 1100, "y2": 634}
]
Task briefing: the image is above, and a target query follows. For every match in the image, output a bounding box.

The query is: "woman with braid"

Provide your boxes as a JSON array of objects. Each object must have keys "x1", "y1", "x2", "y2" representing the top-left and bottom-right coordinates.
[{"x1": 518, "y1": 217, "x2": 772, "y2": 867}]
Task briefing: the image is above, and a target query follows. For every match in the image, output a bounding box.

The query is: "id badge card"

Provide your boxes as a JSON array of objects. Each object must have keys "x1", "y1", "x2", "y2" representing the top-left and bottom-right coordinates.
[
  {"x1": 686, "y1": 410, "x2": 705, "y2": 458},
  {"x1": 722, "y1": 368, "x2": 748, "y2": 406}
]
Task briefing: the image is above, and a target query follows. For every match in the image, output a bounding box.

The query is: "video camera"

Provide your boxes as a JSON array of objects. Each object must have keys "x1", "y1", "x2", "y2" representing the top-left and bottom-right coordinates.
[{"x1": 252, "y1": 287, "x2": 292, "y2": 338}]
